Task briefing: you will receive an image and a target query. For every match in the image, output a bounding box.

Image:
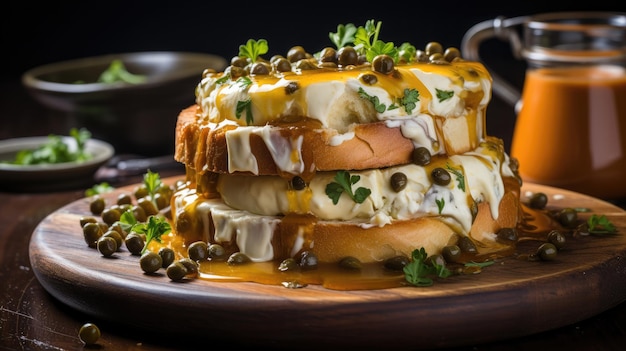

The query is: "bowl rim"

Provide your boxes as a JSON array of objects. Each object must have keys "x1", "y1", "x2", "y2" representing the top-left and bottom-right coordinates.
[
  {"x1": 21, "y1": 51, "x2": 227, "y2": 94},
  {"x1": 0, "y1": 136, "x2": 115, "y2": 173}
]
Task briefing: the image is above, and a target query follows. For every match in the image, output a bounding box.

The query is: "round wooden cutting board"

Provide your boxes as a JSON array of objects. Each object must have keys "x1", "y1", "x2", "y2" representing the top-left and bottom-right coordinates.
[{"x1": 29, "y1": 179, "x2": 626, "y2": 350}]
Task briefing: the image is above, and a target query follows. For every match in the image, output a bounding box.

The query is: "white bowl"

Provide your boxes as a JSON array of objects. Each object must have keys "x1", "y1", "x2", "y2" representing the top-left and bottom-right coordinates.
[{"x1": 0, "y1": 136, "x2": 114, "y2": 191}]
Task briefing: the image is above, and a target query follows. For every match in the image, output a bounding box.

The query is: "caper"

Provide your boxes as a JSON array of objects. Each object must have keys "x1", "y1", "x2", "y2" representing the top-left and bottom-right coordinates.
[
  {"x1": 79, "y1": 216, "x2": 97, "y2": 227},
  {"x1": 124, "y1": 232, "x2": 145, "y2": 255},
  {"x1": 529, "y1": 192, "x2": 548, "y2": 209},
  {"x1": 390, "y1": 172, "x2": 408, "y2": 192},
  {"x1": 178, "y1": 257, "x2": 199, "y2": 278},
  {"x1": 101, "y1": 207, "x2": 121, "y2": 226},
  {"x1": 319, "y1": 61, "x2": 338, "y2": 69},
  {"x1": 536, "y1": 243, "x2": 558, "y2": 261},
  {"x1": 159, "y1": 184, "x2": 174, "y2": 198},
  {"x1": 443, "y1": 47, "x2": 461, "y2": 62},
  {"x1": 250, "y1": 62, "x2": 270, "y2": 75},
  {"x1": 296, "y1": 58, "x2": 317, "y2": 70},
  {"x1": 89, "y1": 196, "x2": 105, "y2": 215},
  {"x1": 278, "y1": 258, "x2": 298, "y2": 272},
  {"x1": 412, "y1": 147, "x2": 431, "y2": 166},
  {"x1": 175, "y1": 210, "x2": 192, "y2": 233},
  {"x1": 547, "y1": 230, "x2": 566, "y2": 250},
  {"x1": 372, "y1": 54, "x2": 395, "y2": 74},
  {"x1": 202, "y1": 68, "x2": 217, "y2": 78},
  {"x1": 132, "y1": 205, "x2": 147, "y2": 223},
  {"x1": 153, "y1": 193, "x2": 169, "y2": 210},
  {"x1": 360, "y1": 73, "x2": 378, "y2": 85},
  {"x1": 426, "y1": 254, "x2": 446, "y2": 268},
  {"x1": 227, "y1": 65, "x2": 246, "y2": 79},
  {"x1": 78, "y1": 323, "x2": 101, "y2": 345},
  {"x1": 442, "y1": 245, "x2": 462, "y2": 263},
  {"x1": 108, "y1": 222, "x2": 126, "y2": 238},
  {"x1": 166, "y1": 261, "x2": 188, "y2": 281},
  {"x1": 82, "y1": 222, "x2": 103, "y2": 248},
  {"x1": 97, "y1": 236, "x2": 117, "y2": 257},
  {"x1": 291, "y1": 176, "x2": 306, "y2": 191},
  {"x1": 337, "y1": 46, "x2": 358, "y2": 66},
  {"x1": 133, "y1": 185, "x2": 149, "y2": 200},
  {"x1": 429, "y1": 53, "x2": 445, "y2": 63},
  {"x1": 97, "y1": 222, "x2": 109, "y2": 234},
  {"x1": 140, "y1": 251, "x2": 162, "y2": 274},
  {"x1": 425, "y1": 42, "x2": 443, "y2": 56},
  {"x1": 230, "y1": 56, "x2": 248, "y2": 67},
  {"x1": 227, "y1": 252, "x2": 251, "y2": 265},
  {"x1": 415, "y1": 49, "x2": 428, "y2": 62},
  {"x1": 431, "y1": 167, "x2": 451, "y2": 186},
  {"x1": 287, "y1": 46, "x2": 307, "y2": 63},
  {"x1": 496, "y1": 227, "x2": 518, "y2": 243},
  {"x1": 158, "y1": 247, "x2": 176, "y2": 268},
  {"x1": 457, "y1": 236, "x2": 477, "y2": 253},
  {"x1": 338, "y1": 256, "x2": 362, "y2": 270},
  {"x1": 117, "y1": 193, "x2": 132, "y2": 205},
  {"x1": 384, "y1": 255, "x2": 410, "y2": 271},
  {"x1": 319, "y1": 47, "x2": 337, "y2": 63},
  {"x1": 208, "y1": 244, "x2": 227, "y2": 261},
  {"x1": 188, "y1": 241, "x2": 209, "y2": 261},
  {"x1": 298, "y1": 251, "x2": 318, "y2": 270},
  {"x1": 558, "y1": 208, "x2": 578, "y2": 228},
  {"x1": 137, "y1": 198, "x2": 158, "y2": 216},
  {"x1": 102, "y1": 230, "x2": 123, "y2": 249},
  {"x1": 575, "y1": 222, "x2": 591, "y2": 236},
  {"x1": 273, "y1": 57, "x2": 292, "y2": 73}
]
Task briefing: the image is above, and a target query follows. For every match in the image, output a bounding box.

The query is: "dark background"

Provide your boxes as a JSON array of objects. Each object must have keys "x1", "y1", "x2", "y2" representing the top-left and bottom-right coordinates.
[{"x1": 2, "y1": 1, "x2": 624, "y2": 154}]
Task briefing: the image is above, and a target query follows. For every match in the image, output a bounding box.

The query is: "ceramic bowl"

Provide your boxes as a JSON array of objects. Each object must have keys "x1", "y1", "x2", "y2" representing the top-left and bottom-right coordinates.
[
  {"x1": 0, "y1": 136, "x2": 114, "y2": 191},
  {"x1": 22, "y1": 51, "x2": 227, "y2": 156}
]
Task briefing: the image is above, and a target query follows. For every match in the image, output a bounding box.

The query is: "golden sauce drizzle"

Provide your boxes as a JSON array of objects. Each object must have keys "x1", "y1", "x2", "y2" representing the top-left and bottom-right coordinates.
[{"x1": 160, "y1": 203, "x2": 563, "y2": 291}]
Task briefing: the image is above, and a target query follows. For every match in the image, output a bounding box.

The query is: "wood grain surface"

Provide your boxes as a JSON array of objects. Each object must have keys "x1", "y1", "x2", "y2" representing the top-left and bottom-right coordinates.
[{"x1": 28, "y1": 178, "x2": 626, "y2": 350}]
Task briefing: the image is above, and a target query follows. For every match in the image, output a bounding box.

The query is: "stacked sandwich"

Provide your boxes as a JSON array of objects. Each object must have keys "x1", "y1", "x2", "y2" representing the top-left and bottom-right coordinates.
[{"x1": 171, "y1": 21, "x2": 522, "y2": 268}]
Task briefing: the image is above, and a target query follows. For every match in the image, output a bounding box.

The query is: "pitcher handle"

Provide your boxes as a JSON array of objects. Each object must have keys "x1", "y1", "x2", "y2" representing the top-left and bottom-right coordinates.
[{"x1": 461, "y1": 15, "x2": 529, "y2": 113}]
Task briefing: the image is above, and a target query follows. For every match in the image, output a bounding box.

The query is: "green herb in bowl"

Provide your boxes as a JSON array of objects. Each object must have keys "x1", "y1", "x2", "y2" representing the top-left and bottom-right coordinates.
[
  {"x1": 96, "y1": 59, "x2": 147, "y2": 84},
  {"x1": 6, "y1": 127, "x2": 93, "y2": 165}
]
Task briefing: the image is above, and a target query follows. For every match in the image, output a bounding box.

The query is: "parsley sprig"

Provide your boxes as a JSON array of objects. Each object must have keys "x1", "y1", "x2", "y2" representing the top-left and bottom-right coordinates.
[
  {"x1": 119, "y1": 210, "x2": 171, "y2": 254},
  {"x1": 329, "y1": 20, "x2": 414, "y2": 64},
  {"x1": 404, "y1": 248, "x2": 495, "y2": 287},
  {"x1": 358, "y1": 87, "x2": 420, "y2": 115},
  {"x1": 436, "y1": 89, "x2": 455, "y2": 102},
  {"x1": 446, "y1": 163, "x2": 466, "y2": 192},
  {"x1": 329, "y1": 23, "x2": 357, "y2": 49},
  {"x1": 325, "y1": 170, "x2": 371, "y2": 205},
  {"x1": 236, "y1": 99, "x2": 253, "y2": 125},
  {"x1": 403, "y1": 248, "x2": 452, "y2": 287},
  {"x1": 143, "y1": 169, "x2": 162, "y2": 204},
  {"x1": 587, "y1": 214, "x2": 617, "y2": 235},
  {"x1": 117, "y1": 170, "x2": 171, "y2": 254},
  {"x1": 136, "y1": 215, "x2": 171, "y2": 254},
  {"x1": 238, "y1": 39, "x2": 269, "y2": 63}
]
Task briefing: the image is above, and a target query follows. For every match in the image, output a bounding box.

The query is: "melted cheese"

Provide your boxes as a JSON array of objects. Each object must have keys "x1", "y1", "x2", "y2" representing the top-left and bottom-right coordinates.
[{"x1": 172, "y1": 141, "x2": 515, "y2": 262}]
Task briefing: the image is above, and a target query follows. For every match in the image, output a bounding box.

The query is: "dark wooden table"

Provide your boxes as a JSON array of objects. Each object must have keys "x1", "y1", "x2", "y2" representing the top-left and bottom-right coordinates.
[{"x1": 1, "y1": 84, "x2": 626, "y2": 351}]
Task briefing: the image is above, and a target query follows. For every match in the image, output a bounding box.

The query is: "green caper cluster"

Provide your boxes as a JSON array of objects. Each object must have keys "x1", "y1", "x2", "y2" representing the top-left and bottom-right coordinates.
[
  {"x1": 80, "y1": 180, "x2": 179, "y2": 258},
  {"x1": 523, "y1": 191, "x2": 579, "y2": 261},
  {"x1": 382, "y1": 235, "x2": 482, "y2": 276},
  {"x1": 205, "y1": 41, "x2": 463, "y2": 84}
]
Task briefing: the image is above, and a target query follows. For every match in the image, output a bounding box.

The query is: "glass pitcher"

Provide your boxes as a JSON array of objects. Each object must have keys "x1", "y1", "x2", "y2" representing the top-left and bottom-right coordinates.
[{"x1": 462, "y1": 11, "x2": 626, "y2": 201}]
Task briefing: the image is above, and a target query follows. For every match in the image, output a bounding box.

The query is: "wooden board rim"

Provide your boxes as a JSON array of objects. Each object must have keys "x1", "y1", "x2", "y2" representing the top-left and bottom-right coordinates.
[{"x1": 28, "y1": 179, "x2": 626, "y2": 349}]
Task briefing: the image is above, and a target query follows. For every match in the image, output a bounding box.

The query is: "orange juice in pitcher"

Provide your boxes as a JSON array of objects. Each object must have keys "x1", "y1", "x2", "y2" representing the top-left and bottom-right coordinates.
[
  {"x1": 462, "y1": 11, "x2": 626, "y2": 200},
  {"x1": 512, "y1": 65, "x2": 626, "y2": 199}
]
